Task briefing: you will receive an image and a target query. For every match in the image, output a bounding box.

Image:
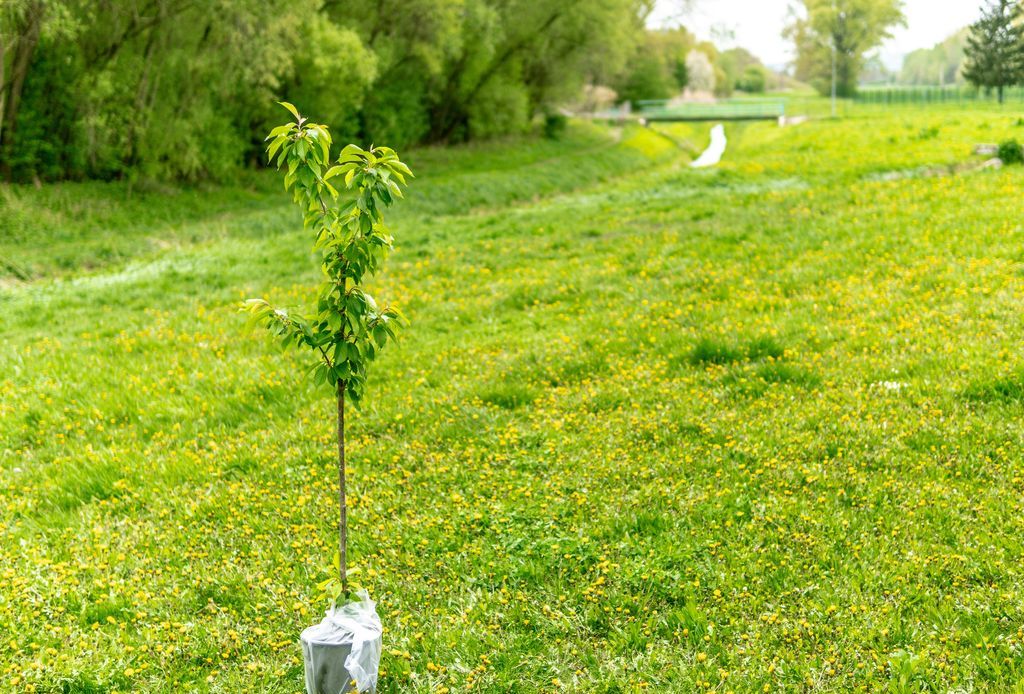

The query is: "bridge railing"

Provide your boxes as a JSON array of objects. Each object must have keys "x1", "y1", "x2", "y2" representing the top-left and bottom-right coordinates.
[{"x1": 636, "y1": 99, "x2": 786, "y2": 121}]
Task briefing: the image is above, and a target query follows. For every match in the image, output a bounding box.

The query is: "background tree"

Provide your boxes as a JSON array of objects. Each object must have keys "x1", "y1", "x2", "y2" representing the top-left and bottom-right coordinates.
[
  {"x1": 615, "y1": 43, "x2": 678, "y2": 103},
  {"x1": 1, "y1": 0, "x2": 341, "y2": 181},
  {"x1": 718, "y1": 47, "x2": 771, "y2": 93},
  {"x1": 614, "y1": 26, "x2": 695, "y2": 103},
  {"x1": 690, "y1": 41, "x2": 733, "y2": 97},
  {"x1": 963, "y1": 0, "x2": 1024, "y2": 103},
  {"x1": 685, "y1": 49, "x2": 716, "y2": 93},
  {"x1": 899, "y1": 28, "x2": 969, "y2": 86},
  {"x1": 738, "y1": 65, "x2": 768, "y2": 92},
  {"x1": 328, "y1": 0, "x2": 650, "y2": 142},
  {"x1": 657, "y1": 27, "x2": 696, "y2": 88},
  {"x1": 859, "y1": 54, "x2": 894, "y2": 85},
  {"x1": 785, "y1": 0, "x2": 906, "y2": 97}
]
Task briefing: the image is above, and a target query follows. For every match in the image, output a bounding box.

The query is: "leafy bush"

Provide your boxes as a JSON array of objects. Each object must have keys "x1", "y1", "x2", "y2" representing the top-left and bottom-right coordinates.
[
  {"x1": 284, "y1": 17, "x2": 377, "y2": 146},
  {"x1": 543, "y1": 113, "x2": 568, "y2": 139},
  {"x1": 998, "y1": 139, "x2": 1024, "y2": 164},
  {"x1": 617, "y1": 47, "x2": 678, "y2": 103},
  {"x1": 738, "y1": 65, "x2": 767, "y2": 93},
  {"x1": 466, "y1": 79, "x2": 531, "y2": 141}
]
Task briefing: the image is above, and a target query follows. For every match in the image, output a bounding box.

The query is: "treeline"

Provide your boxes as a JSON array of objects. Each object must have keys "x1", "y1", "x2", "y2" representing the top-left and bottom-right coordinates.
[
  {"x1": 613, "y1": 26, "x2": 776, "y2": 105},
  {"x1": 0, "y1": 0, "x2": 650, "y2": 182},
  {"x1": 900, "y1": 29, "x2": 969, "y2": 86}
]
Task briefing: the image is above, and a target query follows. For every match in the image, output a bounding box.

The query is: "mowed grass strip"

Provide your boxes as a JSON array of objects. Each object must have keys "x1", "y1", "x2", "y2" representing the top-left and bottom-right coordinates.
[{"x1": 2, "y1": 109, "x2": 1024, "y2": 692}]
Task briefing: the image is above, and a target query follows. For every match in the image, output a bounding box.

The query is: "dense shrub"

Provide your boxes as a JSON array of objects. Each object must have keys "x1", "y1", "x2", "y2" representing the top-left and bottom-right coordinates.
[
  {"x1": 3, "y1": 40, "x2": 87, "y2": 182},
  {"x1": 998, "y1": 139, "x2": 1024, "y2": 164},
  {"x1": 543, "y1": 113, "x2": 569, "y2": 140},
  {"x1": 616, "y1": 47, "x2": 679, "y2": 103},
  {"x1": 613, "y1": 27, "x2": 697, "y2": 104},
  {"x1": 738, "y1": 65, "x2": 768, "y2": 93}
]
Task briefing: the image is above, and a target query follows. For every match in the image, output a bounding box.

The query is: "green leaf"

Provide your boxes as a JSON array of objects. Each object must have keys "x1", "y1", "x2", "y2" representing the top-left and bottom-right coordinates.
[
  {"x1": 279, "y1": 101, "x2": 301, "y2": 120},
  {"x1": 317, "y1": 133, "x2": 330, "y2": 162},
  {"x1": 267, "y1": 135, "x2": 288, "y2": 164},
  {"x1": 325, "y1": 163, "x2": 357, "y2": 181},
  {"x1": 340, "y1": 144, "x2": 367, "y2": 162},
  {"x1": 266, "y1": 123, "x2": 295, "y2": 140},
  {"x1": 390, "y1": 161, "x2": 413, "y2": 177}
]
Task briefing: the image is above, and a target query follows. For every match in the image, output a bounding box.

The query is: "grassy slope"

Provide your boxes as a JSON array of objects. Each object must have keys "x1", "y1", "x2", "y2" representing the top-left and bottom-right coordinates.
[{"x1": 2, "y1": 111, "x2": 1024, "y2": 693}]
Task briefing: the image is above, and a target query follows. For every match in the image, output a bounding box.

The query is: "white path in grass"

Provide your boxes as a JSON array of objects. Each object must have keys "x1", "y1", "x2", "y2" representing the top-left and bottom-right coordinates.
[{"x1": 691, "y1": 124, "x2": 727, "y2": 168}]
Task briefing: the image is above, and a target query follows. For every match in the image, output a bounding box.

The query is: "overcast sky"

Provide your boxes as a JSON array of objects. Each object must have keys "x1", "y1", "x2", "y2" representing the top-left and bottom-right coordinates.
[{"x1": 648, "y1": 0, "x2": 982, "y2": 70}]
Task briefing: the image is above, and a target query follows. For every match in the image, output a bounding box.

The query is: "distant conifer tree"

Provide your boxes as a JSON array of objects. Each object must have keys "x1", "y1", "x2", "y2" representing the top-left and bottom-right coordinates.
[{"x1": 963, "y1": 0, "x2": 1024, "y2": 103}]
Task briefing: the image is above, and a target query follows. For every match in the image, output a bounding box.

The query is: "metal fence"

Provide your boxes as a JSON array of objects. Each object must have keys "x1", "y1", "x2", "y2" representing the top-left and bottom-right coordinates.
[
  {"x1": 854, "y1": 86, "x2": 1024, "y2": 106},
  {"x1": 584, "y1": 89, "x2": 1020, "y2": 125}
]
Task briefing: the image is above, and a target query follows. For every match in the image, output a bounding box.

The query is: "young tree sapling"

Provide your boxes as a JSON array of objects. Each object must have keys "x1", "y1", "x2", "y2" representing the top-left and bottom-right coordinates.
[{"x1": 244, "y1": 102, "x2": 412, "y2": 602}]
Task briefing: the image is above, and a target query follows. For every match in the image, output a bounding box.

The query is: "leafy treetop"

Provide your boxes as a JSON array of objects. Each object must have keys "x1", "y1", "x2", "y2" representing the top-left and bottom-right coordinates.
[
  {"x1": 785, "y1": 0, "x2": 906, "y2": 98},
  {"x1": 244, "y1": 102, "x2": 412, "y2": 405}
]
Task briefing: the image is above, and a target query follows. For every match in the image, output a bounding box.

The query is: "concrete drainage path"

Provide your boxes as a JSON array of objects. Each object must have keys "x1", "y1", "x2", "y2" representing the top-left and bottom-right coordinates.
[{"x1": 691, "y1": 124, "x2": 727, "y2": 168}]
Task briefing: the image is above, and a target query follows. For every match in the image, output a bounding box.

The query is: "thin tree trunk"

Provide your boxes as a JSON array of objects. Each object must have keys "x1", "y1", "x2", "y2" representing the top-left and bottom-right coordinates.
[
  {"x1": 1, "y1": 30, "x2": 7, "y2": 150},
  {"x1": 337, "y1": 381, "x2": 348, "y2": 594},
  {"x1": 998, "y1": 85, "x2": 1004, "y2": 105},
  {"x1": 4, "y1": 2, "x2": 42, "y2": 131},
  {"x1": 1, "y1": 1, "x2": 43, "y2": 178},
  {"x1": 126, "y1": 22, "x2": 160, "y2": 172}
]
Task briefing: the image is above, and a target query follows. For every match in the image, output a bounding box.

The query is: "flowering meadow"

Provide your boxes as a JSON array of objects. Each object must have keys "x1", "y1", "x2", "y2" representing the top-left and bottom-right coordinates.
[{"x1": 3, "y1": 111, "x2": 1024, "y2": 692}]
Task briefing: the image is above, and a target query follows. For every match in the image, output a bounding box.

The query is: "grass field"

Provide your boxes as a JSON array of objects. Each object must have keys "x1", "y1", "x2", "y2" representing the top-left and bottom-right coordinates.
[{"x1": 3, "y1": 108, "x2": 1024, "y2": 692}]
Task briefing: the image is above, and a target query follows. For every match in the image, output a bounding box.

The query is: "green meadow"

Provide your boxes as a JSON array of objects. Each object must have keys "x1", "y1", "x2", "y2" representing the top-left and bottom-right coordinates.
[{"x1": 4, "y1": 109, "x2": 1024, "y2": 692}]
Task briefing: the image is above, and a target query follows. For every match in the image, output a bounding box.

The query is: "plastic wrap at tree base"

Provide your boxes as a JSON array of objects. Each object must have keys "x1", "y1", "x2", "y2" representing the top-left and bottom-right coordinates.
[{"x1": 300, "y1": 590, "x2": 382, "y2": 694}]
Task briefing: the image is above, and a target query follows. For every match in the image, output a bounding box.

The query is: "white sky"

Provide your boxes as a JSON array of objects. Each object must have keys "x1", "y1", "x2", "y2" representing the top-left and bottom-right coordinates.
[{"x1": 648, "y1": 0, "x2": 982, "y2": 71}]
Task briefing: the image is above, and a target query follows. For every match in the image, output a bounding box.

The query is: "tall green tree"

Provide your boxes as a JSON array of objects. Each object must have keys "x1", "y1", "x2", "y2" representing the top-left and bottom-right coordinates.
[
  {"x1": 652, "y1": 26, "x2": 695, "y2": 89},
  {"x1": 785, "y1": 0, "x2": 906, "y2": 97},
  {"x1": 614, "y1": 27, "x2": 694, "y2": 103},
  {"x1": 431, "y1": 0, "x2": 650, "y2": 142},
  {"x1": 963, "y1": 0, "x2": 1024, "y2": 103},
  {"x1": 719, "y1": 47, "x2": 767, "y2": 92},
  {"x1": 615, "y1": 44, "x2": 677, "y2": 103},
  {"x1": 326, "y1": 0, "x2": 650, "y2": 143}
]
